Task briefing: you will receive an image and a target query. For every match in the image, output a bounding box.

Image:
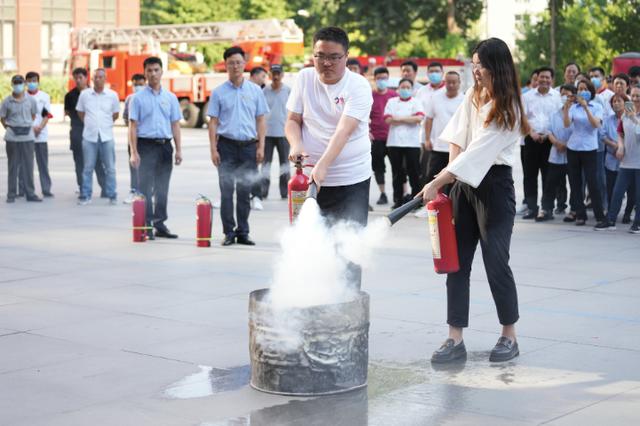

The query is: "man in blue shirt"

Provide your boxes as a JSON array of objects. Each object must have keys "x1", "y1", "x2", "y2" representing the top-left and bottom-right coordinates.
[
  {"x1": 129, "y1": 56, "x2": 183, "y2": 239},
  {"x1": 208, "y1": 46, "x2": 269, "y2": 246}
]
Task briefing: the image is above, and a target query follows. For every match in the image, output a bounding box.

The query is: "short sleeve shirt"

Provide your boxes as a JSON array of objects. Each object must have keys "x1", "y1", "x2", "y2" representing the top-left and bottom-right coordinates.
[
  {"x1": 549, "y1": 110, "x2": 569, "y2": 164},
  {"x1": 601, "y1": 114, "x2": 620, "y2": 171},
  {"x1": 567, "y1": 102, "x2": 604, "y2": 151},
  {"x1": 0, "y1": 95, "x2": 38, "y2": 142},
  {"x1": 64, "y1": 87, "x2": 84, "y2": 130},
  {"x1": 207, "y1": 80, "x2": 269, "y2": 141},
  {"x1": 263, "y1": 83, "x2": 290, "y2": 138},
  {"x1": 129, "y1": 86, "x2": 181, "y2": 139},
  {"x1": 370, "y1": 89, "x2": 398, "y2": 141},
  {"x1": 428, "y1": 90, "x2": 464, "y2": 152},
  {"x1": 384, "y1": 97, "x2": 424, "y2": 148},
  {"x1": 286, "y1": 68, "x2": 374, "y2": 187},
  {"x1": 76, "y1": 88, "x2": 120, "y2": 142},
  {"x1": 26, "y1": 90, "x2": 51, "y2": 143}
]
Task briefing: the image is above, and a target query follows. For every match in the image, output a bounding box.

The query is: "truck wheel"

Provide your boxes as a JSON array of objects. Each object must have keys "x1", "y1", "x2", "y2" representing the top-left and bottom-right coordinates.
[
  {"x1": 180, "y1": 100, "x2": 200, "y2": 128},
  {"x1": 201, "y1": 101, "x2": 211, "y2": 127}
]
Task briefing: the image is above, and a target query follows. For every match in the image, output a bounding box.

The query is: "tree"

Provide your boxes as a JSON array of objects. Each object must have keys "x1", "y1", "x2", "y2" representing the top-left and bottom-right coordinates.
[
  {"x1": 602, "y1": 0, "x2": 640, "y2": 54},
  {"x1": 141, "y1": 0, "x2": 239, "y2": 25},
  {"x1": 239, "y1": 0, "x2": 292, "y2": 20}
]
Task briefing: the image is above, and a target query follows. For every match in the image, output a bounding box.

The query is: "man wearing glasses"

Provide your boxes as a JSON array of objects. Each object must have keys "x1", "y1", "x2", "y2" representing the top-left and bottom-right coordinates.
[
  {"x1": 285, "y1": 27, "x2": 374, "y2": 288},
  {"x1": 208, "y1": 46, "x2": 269, "y2": 246}
]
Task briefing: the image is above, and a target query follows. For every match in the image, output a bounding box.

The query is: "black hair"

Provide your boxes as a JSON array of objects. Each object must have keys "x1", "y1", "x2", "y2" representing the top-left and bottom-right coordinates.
[
  {"x1": 72, "y1": 67, "x2": 88, "y2": 77},
  {"x1": 373, "y1": 66, "x2": 389, "y2": 77},
  {"x1": 250, "y1": 66, "x2": 267, "y2": 76},
  {"x1": 11, "y1": 74, "x2": 24, "y2": 84},
  {"x1": 610, "y1": 92, "x2": 629, "y2": 107},
  {"x1": 576, "y1": 79, "x2": 596, "y2": 100},
  {"x1": 143, "y1": 56, "x2": 163, "y2": 69},
  {"x1": 25, "y1": 71, "x2": 40, "y2": 81},
  {"x1": 628, "y1": 66, "x2": 640, "y2": 79},
  {"x1": 530, "y1": 68, "x2": 539, "y2": 77},
  {"x1": 560, "y1": 84, "x2": 577, "y2": 95},
  {"x1": 401, "y1": 60, "x2": 418, "y2": 72},
  {"x1": 346, "y1": 58, "x2": 361, "y2": 68},
  {"x1": 589, "y1": 66, "x2": 606, "y2": 77},
  {"x1": 613, "y1": 73, "x2": 630, "y2": 86},
  {"x1": 398, "y1": 78, "x2": 414, "y2": 87},
  {"x1": 564, "y1": 62, "x2": 581, "y2": 73},
  {"x1": 428, "y1": 61, "x2": 443, "y2": 71},
  {"x1": 313, "y1": 27, "x2": 349, "y2": 52},
  {"x1": 445, "y1": 70, "x2": 460, "y2": 79},
  {"x1": 131, "y1": 73, "x2": 146, "y2": 82},
  {"x1": 537, "y1": 66, "x2": 555, "y2": 78},
  {"x1": 223, "y1": 46, "x2": 245, "y2": 61}
]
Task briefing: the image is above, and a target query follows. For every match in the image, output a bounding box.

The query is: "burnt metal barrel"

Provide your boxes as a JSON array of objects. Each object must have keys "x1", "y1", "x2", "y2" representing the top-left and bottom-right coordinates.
[{"x1": 249, "y1": 288, "x2": 370, "y2": 396}]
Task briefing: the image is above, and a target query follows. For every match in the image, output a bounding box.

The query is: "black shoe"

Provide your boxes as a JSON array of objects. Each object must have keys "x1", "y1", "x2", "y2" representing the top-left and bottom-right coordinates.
[
  {"x1": 489, "y1": 337, "x2": 519, "y2": 362},
  {"x1": 222, "y1": 235, "x2": 235, "y2": 246},
  {"x1": 368, "y1": 204, "x2": 374, "y2": 212},
  {"x1": 563, "y1": 212, "x2": 576, "y2": 223},
  {"x1": 575, "y1": 219, "x2": 586, "y2": 226},
  {"x1": 155, "y1": 227, "x2": 178, "y2": 239},
  {"x1": 554, "y1": 207, "x2": 566, "y2": 215},
  {"x1": 43, "y1": 192, "x2": 54, "y2": 198},
  {"x1": 594, "y1": 221, "x2": 615, "y2": 231},
  {"x1": 430, "y1": 339, "x2": 467, "y2": 364},
  {"x1": 629, "y1": 224, "x2": 640, "y2": 234},
  {"x1": 6, "y1": 197, "x2": 15, "y2": 203},
  {"x1": 236, "y1": 235, "x2": 256, "y2": 246},
  {"x1": 376, "y1": 193, "x2": 388, "y2": 205},
  {"x1": 391, "y1": 202, "x2": 402, "y2": 210},
  {"x1": 17, "y1": 192, "x2": 25, "y2": 198},
  {"x1": 522, "y1": 209, "x2": 537, "y2": 220},
  {"x1": 146, "y1": 231, "x2": 155, "y2": 241},
  {"x1": 534, "y1": 211, "x2": 553, "y2": 222},
  {"x1": 26, "y1": 196, "x2": 42, "y2": 202},
  {"x1": 622, "y1": 214, "x2": 631, "y2": 224},
  {"x1": 403, "y1": 194, "x2": 412, "y2": 204}
]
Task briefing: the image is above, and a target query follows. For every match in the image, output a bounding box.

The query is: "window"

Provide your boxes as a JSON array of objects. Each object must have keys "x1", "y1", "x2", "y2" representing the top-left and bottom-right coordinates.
[
  {"x1": 40, "y1": 0, "x2": 72, "y2": 74},
  {"x1": 0, "y1": 0, "x2": 16, "y2": 72},
  {"x1": 88, "y1": 0, "x2": 116, "y2": 27}
]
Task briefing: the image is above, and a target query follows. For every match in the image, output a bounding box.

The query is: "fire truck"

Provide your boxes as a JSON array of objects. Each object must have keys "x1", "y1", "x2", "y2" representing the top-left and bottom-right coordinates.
[{"x1": 68, "y1": 19, "x2": 304, "y2": 128}]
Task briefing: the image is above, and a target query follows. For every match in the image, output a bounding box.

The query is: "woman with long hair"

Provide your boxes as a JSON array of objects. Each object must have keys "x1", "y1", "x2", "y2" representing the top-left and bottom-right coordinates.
[{"x1": 418, "y1": 38, "x2": 529, "y2": 363}]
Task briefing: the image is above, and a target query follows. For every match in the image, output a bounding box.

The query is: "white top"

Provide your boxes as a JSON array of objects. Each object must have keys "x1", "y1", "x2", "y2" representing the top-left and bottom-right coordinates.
[
  {"x1": 595, "y1": 88, "x2": 614, "y2": 117},
  {"x1": 428, "y1": 90, "x2": 465, "y2": 152},
  {"x1": 76, "y1": 88, "x2": 120, "y2": 142},
  {"x1": 287, "y1": 67, "x2": 373, "y2": 187},
  {"x1": 523, "y1": 88, "x2": 561, "y2": 134},
  {"x1": 383, "y1": 97, "x2": 424, "y2": 148},
  {"x1": 415, "y1": 83, "x2": 445, "y2": 142},
  {"x1": 441, "y1": 88, "x2": 523, "y2": 188},
  {"x1": 26, "y1": 90, "x2": 51, "y2": 143}
]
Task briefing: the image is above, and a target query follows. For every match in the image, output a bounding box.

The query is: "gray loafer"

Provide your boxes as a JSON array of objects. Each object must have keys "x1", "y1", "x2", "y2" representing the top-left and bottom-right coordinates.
[
  {"x1": 431, "y1": 339, "x2": 467, "y2": 364},
  {"x1": 489, "y1": 336, "x2": 519, "y2": 362}
]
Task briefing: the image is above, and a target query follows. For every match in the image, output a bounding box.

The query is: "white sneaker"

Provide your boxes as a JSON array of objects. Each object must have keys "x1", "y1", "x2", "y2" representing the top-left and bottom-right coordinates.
[
  {"x1": 77, "y1": 197, "x2": 92, "y2": 206},
  {"x1": 122, "y1": 190, "x2": 136, "y2": 204},
  {"x1": 516, "y1": 204, "x2": 529, "y2": 214},
  {"x1": 212, "y1": 199, "x2": 221, "y2": 209},
  {"x1": 414, "y1": 208, "x2": 429, "y2": 218},
  {"x1": 252, "y1": 197, "x2": 264, "y2": 211}
]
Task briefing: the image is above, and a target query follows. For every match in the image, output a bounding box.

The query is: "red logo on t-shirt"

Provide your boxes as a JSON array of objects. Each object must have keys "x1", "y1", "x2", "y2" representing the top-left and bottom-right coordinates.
[{"x1": 334, "y1": 96, "x2": 345, "y2": 105}]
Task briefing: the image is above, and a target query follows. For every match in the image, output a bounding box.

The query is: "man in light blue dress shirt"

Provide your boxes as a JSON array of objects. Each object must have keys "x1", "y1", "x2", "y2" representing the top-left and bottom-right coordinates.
[{"x1": 207, "y1": 46, "x2": 269, "y2": 247}]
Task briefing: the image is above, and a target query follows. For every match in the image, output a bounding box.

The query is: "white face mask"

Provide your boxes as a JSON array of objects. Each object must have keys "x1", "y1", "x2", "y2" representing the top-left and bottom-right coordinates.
[{"x1": 561, "y1": 95, "x2": 568, "y2": 104}]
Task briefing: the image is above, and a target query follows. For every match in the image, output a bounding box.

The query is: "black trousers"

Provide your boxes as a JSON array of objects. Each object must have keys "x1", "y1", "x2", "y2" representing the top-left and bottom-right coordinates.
[
  {"x1": 522, "y1": 136, "x2": 551, "y2": 212},
  {"x1": 260, "y1": 136, "x2": 290, "y2": 199},
  {"x1": 567, "y1": 149, "x2": 605, "y2": 221},
  {"x1": 419, "y1": 146, "x2": 431, "y2": 187},
  {"x1": 426, "y1": 150, "x2": 449, "y2": 183},
  {"x1": 446, "y1": 166, "x2": 519, "y2": 328},
  {"x1": 218, "y1": 137, "x2": 257, "y2": 237},
  {"x1": 317, "y1": 178, "x2": 370, "y2": 289},
  {"x1": 541, "y1": 163, "x2": 572, "y2": 212},
  {"x1": 371, "y1": 139, "x2": 387, "y2": 186},
  {"x1": 6, "y1": 141, "x2": 36, "y2": 199},
  {"x1": 606, "y1": 168, "x2": 635, "y2": 217},
  {"x1": 71, "y1": 131, "x2": 106, "y2": 194},
  {"x1": 137, "y1": 139, "x2": 174, "y2": 228},
  {"x1": 387, "y1": 147, "x2": 421, "y2": 205}
]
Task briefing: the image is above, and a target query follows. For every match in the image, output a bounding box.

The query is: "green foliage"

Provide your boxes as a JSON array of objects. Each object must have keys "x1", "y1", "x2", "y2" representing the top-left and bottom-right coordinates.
[
  {"x1": 141, "y1": 0, "x2": 240, "y2": 25},
  {"x1": 239, "y1": 0, "x2": 292, "y2": 20},
  {"x1": 0, "y1": 75, "x2": 67, "y2": 103},
  {"x1": 602, "y1": 0, "x2": 640, "y2": 54}
]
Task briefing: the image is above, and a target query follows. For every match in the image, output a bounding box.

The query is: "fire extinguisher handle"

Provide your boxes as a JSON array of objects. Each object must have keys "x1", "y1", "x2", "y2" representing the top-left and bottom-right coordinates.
[{"x1": 387, "y1": 197, "x2": 424, "y2": 226}]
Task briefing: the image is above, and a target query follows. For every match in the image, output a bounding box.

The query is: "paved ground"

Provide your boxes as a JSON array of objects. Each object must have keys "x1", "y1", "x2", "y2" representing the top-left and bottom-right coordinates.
[{"x1": 1, "y1": 121, "x2": 639, "y2": 425}]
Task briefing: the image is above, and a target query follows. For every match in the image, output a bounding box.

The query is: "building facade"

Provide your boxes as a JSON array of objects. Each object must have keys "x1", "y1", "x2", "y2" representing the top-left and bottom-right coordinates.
[
  {"x1": 0, "y1": 0, "x2": 139, "y2": 75},
  {"x1": 477, "y1": 0, "x2": 547, "y2": 52}
]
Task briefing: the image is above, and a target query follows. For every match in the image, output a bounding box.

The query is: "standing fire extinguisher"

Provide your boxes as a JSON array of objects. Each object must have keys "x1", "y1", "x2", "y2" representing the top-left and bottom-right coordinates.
[
  {"x1": 132, "y1": 193, "x2": 148, "y2": 243},
  {"x1": 196, "y1": 195, "x2": 213, "y2": 247},
  {"x1": 288, "y1": 161, "x2": 311, "y2": 224},
  {"x1": 426, "y1": 190, "x2": 460, "y2": 274}
]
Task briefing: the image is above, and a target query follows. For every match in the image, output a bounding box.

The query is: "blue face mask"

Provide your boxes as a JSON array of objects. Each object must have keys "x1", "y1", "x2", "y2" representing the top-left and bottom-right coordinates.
[
  {"x1": 12, "y1": 84, "x2": 24, "y2": 94},
  {"x1": 428, "y1": 72, "x2": 443, "y2": 85},
  {"x1": 27, "y1": 82, "x2": 38, "y2": 92},
  {"x1": 590, "y1": 77, "x2": 601, "y2": 90},
  {"x1": 398, "y1": 88, "x2": 412, "y2": 99},
  {"x1": 375, "y1": 79, "x2": 388, "y2": 91},
  {"x1": 133, "y1": 85, "x2": 144, "y2": 93},
  {"x1": 579, "y1": 91, "x2": 591, "y2": 102}
]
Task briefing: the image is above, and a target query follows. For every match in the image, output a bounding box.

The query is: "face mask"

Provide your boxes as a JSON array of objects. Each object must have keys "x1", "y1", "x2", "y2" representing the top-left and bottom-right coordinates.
[
  {"x1": 12, "y1": 84, "x2": 24, "y2": 94},
  {"x1": 560, "y1": 95, "x2": 568, "y2": 104},
  {"x1": 398, "y1": 88, "x2": 412, "y2": 99},
  {"x1": 375, "y1": 79, "x2": 388, "y2": 91},
  {"x1": 590, "y1": 77, "x2": 601, "y2": 90},
  {"x1": 133, "y1": 85, "x2": 144, "y2": 93},
  {"x1": 579, "y1": 91, "x2": 591, "y2": 102},
  {"x1": 27, "y1": 82, "x2": 38, "y2": 92},
  {"x1": 428, "y1": 72, "x2": 443, "y2": 85}
]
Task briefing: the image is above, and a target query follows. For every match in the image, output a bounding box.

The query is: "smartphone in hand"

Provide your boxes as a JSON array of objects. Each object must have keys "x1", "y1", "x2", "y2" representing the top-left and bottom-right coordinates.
[{"x1": 624, "y1": 101, "x2": 635, "y2": 112}]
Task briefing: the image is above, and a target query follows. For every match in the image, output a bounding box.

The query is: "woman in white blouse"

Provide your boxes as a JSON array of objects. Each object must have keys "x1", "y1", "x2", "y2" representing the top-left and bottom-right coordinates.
[{"x1": 418, "y1": 38, "x2": 530, "y2": 363}]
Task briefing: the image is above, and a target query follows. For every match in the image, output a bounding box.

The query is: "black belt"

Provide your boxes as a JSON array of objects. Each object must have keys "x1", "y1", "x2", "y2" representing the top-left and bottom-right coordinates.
[
  {"x1": 219, "y1": 135, "x2": 257, "y2": 147},
  {"x1": 139, "y1": 137, "x2": 171, "y2": 144}
]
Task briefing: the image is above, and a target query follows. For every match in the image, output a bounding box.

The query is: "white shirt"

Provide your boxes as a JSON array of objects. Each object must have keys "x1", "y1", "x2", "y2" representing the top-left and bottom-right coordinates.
[
  {"x1": 428, "y1": 90, "x2": 464, "y2": 152},
  {"x1": 383, "y1": 97, "x2": 424, "y2": 148},
  {"x1": 523, "y1": 87, "x2": 561, "y2": 134},
  {"x1": 26, "y1": 90, "x2": 51, "y2": 143},
  {"x1": 595, "y1": 88, "x2": 614, "y2": 117},
  {"x1": 441, "y1": 88, "x2": 523, "y2": 188},
  {"x1": 76, "y1": 88, "x2": 120, "y2": 142},
  {"x1": 287, "y1": 67, "x2": 373, "y2": 187},
  {"x1": 415, "y1": 83, "x2": 445, "y2": 142}
]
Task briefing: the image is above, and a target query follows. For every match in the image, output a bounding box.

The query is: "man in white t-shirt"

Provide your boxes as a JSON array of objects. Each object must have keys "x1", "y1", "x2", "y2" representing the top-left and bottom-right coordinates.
[
  {"x1": 285, "y1": 27, "x2": 373, "y2": 288},
  {"x1": 24, "y1": 71, "x2": 53, "y2": 197}
]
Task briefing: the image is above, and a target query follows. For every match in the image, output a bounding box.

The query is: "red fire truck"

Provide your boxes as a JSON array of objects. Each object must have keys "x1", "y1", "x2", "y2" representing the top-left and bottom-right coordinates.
[{"x1": 67, "y1": 19, "x2": 304, "y2": 127}]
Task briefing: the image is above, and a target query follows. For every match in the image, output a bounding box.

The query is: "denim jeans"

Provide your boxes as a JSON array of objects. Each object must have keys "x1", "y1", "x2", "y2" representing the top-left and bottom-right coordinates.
[
  {"x1": 81, "y1": 137, "x2": 116, "y2": 199},
  {"x1": 606, "y1": 168, "x2": 640, "y2": 225}
]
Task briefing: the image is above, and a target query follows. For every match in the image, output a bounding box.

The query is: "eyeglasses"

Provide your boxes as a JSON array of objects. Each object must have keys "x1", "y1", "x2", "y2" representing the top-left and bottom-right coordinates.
[
  {"x1": 471, "y1": 62, "x2": 485, "y2": 70},
  {"x1": 313, "y1": 54, "x2": 345, "y2": 64},
  {"x1": 227, "y1": 60, "x2": 245, "y2": 67}
]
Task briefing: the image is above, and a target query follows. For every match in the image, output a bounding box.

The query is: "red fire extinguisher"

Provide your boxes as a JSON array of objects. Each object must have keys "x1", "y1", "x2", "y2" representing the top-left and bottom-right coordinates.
[
  {"x1": 287, "y1": 161, "x2": 312, "y2": 224},
  {"x1": 132, "y1": 193, "x2": 148, "y2": 243},
  {"x1": 196, "y1": 195, "x2": 213, "y2": 247},
  {"x1": 426, "y1": 190, "x2": 460, "y2": 274}
]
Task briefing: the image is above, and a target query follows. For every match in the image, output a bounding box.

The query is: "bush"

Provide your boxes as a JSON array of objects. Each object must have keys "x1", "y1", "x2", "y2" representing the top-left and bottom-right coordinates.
[{"x1": 0, "y1": 74, "x2": 67, "y2": 103}]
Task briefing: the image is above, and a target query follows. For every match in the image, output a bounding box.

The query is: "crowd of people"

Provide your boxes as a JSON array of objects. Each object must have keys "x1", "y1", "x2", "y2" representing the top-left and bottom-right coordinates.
[{"x1": 3, "y1": 45, "x2": 640, "y2": 238}]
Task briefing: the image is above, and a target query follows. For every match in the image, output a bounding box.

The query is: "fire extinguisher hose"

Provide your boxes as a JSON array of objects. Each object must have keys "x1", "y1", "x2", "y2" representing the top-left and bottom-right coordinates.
[{"x1": 387, "y1": 197, "x2": 424, "y2": 225}]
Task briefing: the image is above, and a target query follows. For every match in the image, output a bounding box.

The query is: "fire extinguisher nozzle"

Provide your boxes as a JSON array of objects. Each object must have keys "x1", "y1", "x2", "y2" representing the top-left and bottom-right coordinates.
[
  {"x1": 306, "y1": 182, "x2": 318, "y2": 200},
  {"x1": 387, "y1": 197, "x2": 424, "y2": 226}
]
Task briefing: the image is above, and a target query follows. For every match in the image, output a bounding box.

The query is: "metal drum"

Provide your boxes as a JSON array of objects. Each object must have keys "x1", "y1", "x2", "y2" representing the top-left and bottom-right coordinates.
[{"x1": 249, "y1": 288, "x2": 370, "y2": 396}]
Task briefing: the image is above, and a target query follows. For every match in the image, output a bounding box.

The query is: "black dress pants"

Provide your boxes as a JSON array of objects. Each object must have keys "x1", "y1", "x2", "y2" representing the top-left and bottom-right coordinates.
[
  {"x1": 371, "y1": 139, "x2": 387, "y2": 186},
  {"x1": 523, "y1": 136, "x2": 551, "y2": 212},
  {"x1": 446, "y1": 166, "x2": 519, "y2": 328},
  {"x1": 541, "y1": 163, "x2": 572, "y2": 212},
  {"x1": 261, "y1": 136, "x2": 290, "y2": 199},
  {"x1": 387, "y1": 147, "x2": 421, "y2": 205},
  {"x1": 426, "y1": 150, "x2": 449, "y2": 183},
  {"x1": 567, "y1": 149, "x2": 605, "y2": 222},
  {"x1": 137, "y1": 140, "x2": 174, "y2": 228}
]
